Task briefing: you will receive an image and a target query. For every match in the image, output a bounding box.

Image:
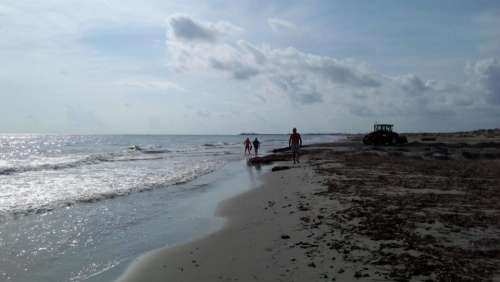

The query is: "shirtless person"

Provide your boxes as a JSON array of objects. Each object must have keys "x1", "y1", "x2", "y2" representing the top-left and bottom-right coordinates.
[
  {"x1": 288, "y1": 128, "x2": 302, "y2": 164},
  {"x1": 244, "y1": 137, "x2": 252, "y2": 155}
]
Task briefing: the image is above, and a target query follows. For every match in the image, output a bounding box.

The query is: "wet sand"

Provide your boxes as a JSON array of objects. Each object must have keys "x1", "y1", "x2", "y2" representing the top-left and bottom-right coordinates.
[{"x1": 120, "y1": 133, "x2": 500, "y2": 282}]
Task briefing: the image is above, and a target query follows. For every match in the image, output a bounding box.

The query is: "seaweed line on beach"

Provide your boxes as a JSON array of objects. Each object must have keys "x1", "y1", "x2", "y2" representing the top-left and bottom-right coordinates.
[{"x1": 293, "y1": 145, "x2": 500, "y2": 282}]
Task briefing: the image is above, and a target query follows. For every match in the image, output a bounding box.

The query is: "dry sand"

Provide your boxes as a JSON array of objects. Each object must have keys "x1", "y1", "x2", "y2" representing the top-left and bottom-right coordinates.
[{"x1": 119, "y1": 135, "x2": 500, "y2": 282}]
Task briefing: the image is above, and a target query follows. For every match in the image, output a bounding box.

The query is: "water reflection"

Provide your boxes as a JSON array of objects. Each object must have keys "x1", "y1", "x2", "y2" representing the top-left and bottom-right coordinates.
[{"x1": 0, "y1": 161, "x2": 270, "y2": 282}]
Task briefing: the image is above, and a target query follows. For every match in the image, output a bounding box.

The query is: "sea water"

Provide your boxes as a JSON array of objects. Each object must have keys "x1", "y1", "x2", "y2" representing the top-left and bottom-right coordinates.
[{"x1": 0, "y1": 134, "x2": 340, "y2": 281}]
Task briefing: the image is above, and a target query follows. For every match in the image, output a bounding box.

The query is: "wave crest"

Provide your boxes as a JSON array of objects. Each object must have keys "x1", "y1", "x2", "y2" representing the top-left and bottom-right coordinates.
[{"x1": 0, "y1": 152, "x2": 168, "y2": 176}]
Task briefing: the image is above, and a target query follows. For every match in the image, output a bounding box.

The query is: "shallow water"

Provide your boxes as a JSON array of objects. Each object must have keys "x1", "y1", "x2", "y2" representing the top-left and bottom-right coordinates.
[
  {"x1": 0, "y1": 134, "x2": 341, "y2": 281},
  {"x1": 0, "y1": 135, "x2": 244, "y2": 217},
  {"x1": 0, "y1": 161, "x2": 268, "y2": 281}
]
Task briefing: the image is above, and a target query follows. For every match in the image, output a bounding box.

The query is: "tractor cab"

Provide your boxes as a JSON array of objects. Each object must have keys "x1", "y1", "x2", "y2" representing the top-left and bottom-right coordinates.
[
  {"x1": 374, "y1": 124, "x2": 393, "y2": 132},
  {"x1": 363, "y1": 123, "x2": 407, "y2": 145}
]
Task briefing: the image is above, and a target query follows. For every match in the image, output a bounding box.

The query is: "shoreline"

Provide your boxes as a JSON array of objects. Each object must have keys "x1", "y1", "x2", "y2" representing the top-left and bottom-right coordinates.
[
  {"x1": 119, "y1": 135, "x2": 500, "y2": 282},
  {"x1": 0, "y1": 160, "x2": 268, "y2": 282},
  {"x1": 118, "y1": 163, "x2": 339, "y2": 282},
  {"x1": 1, "y1": 134, "x2": 340, "y2": 282}
]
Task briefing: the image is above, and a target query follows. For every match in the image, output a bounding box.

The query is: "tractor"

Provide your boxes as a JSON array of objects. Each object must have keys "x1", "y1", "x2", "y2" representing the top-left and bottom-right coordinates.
[{"x1": 363, "y1": 124, "x2": 408, "y2": 145}]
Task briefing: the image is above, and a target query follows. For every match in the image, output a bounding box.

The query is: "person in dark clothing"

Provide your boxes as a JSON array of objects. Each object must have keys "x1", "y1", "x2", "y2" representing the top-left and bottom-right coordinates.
[
  {"x1": 252, "y1": 138, "x2": 261, "y2": 156},
  {"x1": 289, "y1": 128, "x2": 302, "y2": 164}
]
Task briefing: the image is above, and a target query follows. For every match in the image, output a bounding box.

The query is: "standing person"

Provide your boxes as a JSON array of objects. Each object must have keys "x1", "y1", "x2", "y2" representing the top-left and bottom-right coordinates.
[
  {"x1": 289, "y1": 128, "x2": 302, "y2": 164},
  {"x1": 252, "y1": 138, "x2": 261, "y2": 156},
  {"x1": 244, "y1": 137, "x2": 252, "y2": 155}
]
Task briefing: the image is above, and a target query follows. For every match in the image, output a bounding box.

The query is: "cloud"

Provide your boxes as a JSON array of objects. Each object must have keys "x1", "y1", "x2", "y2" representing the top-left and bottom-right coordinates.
[
  {"x1": 238, "y1": 40, "x2": 266, "y2": 64},
  {"x1": 167, "y1": 14, "x2": 242, "y2": 43},
  {"x1": 210, "y1": 58, "x2": 260, "y2": 80},
  {"x1": 393, "y1": 74, "x2": 430, "y2": 95},
  {"x1": 349, "y1": 104, "x2": 377, "y2": 117},
  {"x1": 292, "y1": 50, "x2": 380, "y2": 87},
  {"x1": 272, "y1": 74, "x2": 323, "y2": 104},
  {"x1": 267, "y1": 18, "x2": 297, "y2": 32},
  {"x1": 467, "y1": 58, "x2": 500, "y2": 104},
  {"x1": 321, "y1": 67, "x2": 477, "y2": 118},
  {"x1": 165, "y1": 17, "x2": 380, "y2": 105},
  {"x1": 212, "y1": 21, "x2": 244, "y2": 34},
  {"x1": 168, "y1": 15, "x2": 219, "y2": 43},
  {"x1": 165, "y1": 15, "x2": 500, "y2": 122}
]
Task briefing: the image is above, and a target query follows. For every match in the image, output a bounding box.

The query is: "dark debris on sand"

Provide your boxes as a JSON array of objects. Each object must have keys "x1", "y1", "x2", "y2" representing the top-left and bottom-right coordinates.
[
  {"x1": 259, "y1": 140, "x2": 500, "y2": 282},
  {"x1": 272, "y1": 166, "x2": 292, "y2": 172},
  {"x1": 248, "y1": 154, "x2": 291, "y2": 165},
  {"x1": 311, "y1": 146, "x2": 500, "y2": 282}
]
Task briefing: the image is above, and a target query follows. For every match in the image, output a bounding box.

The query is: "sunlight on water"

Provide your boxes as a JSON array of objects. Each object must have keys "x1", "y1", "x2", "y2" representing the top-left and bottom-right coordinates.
[
  {"x1": 0, "y1": 134, "x2": 339, "y2": 217},
  {"x1": 0, "y1": 134, "x2": 342, "y2": 281}
]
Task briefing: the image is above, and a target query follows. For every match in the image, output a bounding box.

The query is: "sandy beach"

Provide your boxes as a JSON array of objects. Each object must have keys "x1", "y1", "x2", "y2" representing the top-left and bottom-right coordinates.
[{"x1": 120, "y1": 131, "x2": 500, "y2": 282}]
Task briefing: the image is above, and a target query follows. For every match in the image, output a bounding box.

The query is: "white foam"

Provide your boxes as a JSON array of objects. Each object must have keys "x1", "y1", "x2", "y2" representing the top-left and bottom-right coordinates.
[
  {"x1": 0, "y1": 134, "x2": 341, "y2": 216},
  {"x1": 0, "y1": 155, "x2": 227, "y2": 216}
]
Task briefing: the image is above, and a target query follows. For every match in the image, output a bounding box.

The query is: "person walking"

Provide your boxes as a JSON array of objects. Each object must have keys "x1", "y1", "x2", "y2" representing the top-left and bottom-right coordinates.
[
  {"x1": 252, "y1": 138, "x2": 261, "y2": 156},
  {"x1": 289, "y1": 128, "x2": 302, "y2": 164},
  {"x1": 244, "y1": 137, "x2": 252, "y2": 155}
]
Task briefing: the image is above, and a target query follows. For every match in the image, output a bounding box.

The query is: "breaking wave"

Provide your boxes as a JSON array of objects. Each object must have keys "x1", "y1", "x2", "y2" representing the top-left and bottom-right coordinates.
[
  {"x1": 0, "y1": 152, "x2": 167, "y2": 176},
  {"x1": 202, "y1": 142, "x2": 237, "y2": 147},
  {"x1": 1, "y1": 157, "x2": 224, "y2": 218}
]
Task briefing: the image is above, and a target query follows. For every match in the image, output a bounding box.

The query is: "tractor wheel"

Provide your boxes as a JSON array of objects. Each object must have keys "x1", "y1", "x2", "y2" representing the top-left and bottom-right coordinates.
[{"x1": 391, "y1": 136, "x2": 398, "y2": 145}]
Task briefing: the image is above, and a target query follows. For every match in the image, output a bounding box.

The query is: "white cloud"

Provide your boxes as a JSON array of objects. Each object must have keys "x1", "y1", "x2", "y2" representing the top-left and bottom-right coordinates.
[
  {"x1": 166, "y1": 16, "x2": 380, "y2": 105},
  {"x1": 212, "y1": 21, "x2": 244, "y2": 34},
  {"x1": 165, "y1": 15, "x2": 500, "y2": 121},
  {"x1": 267, "y1": 18, "x2": 297, "y2": 32},
  {"x1": 167, "y1": 17, "x2": 382, "y2": 107}
]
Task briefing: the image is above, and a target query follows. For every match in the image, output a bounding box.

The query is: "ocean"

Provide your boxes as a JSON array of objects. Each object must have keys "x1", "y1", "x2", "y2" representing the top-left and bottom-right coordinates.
[{"x1": 0, "y1": 134, "x2": 340, "y2": 281}]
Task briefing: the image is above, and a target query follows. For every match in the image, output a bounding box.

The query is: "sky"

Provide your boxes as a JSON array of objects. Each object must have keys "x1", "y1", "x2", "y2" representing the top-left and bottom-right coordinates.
[{"x1": 0, "y1": 0, "x2": 499, "y2": 134}]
